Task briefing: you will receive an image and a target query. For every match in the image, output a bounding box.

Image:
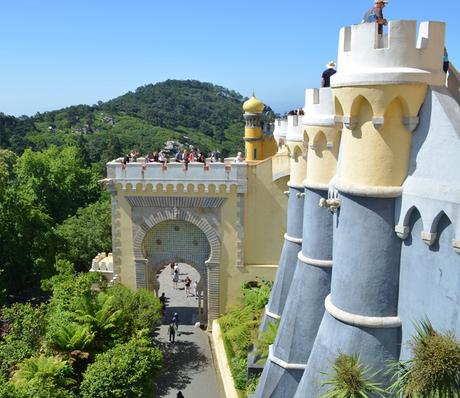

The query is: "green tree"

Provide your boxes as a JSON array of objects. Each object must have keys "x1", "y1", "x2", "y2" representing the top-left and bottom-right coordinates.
[
  {"x1": 80, "y1": 338, "x2": 163, "y2": 398},
  {"x1": 14, "y1": 146, "x2": 100, "y2": 223},
  {"x1": 0, "y1": 303, "x2": 46, "y2": 376},
  {"x1": 56, "y1": 195, "x2": 112, "y2": 271}
]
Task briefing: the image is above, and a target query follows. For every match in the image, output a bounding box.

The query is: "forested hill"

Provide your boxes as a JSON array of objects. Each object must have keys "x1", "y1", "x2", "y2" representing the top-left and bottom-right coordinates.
[{"x1": 0, "y1": 80, "x2": 275, "y2": 165}]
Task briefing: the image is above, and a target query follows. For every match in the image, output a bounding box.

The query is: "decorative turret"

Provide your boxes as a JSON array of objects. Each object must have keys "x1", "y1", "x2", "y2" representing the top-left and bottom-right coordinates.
[
  {"x1": 333, "y1": 20, "x2": 446, "y2": 87},
  {"x1": 243, "y1": 94, "x2": 277, "y2": 161},
  {"x1": 286, "y1": 114, "x2": 307, "y2": 187},
  {"x1": 273, "y1": 119, "x2": 288, "y2": 146},
  {"x1": 294, "y1": 20, "x2": 447, "y2": 397},
  {"x1": 243, "y1": 95, "x2": 265, "y2": 114},
  {"x1": 303, "y1": 88, "x2": 341, "y2": 190}
]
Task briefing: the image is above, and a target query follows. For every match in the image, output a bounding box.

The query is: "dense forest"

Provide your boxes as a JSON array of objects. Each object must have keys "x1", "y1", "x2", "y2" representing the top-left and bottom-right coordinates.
[{"x1": 0, "y1": 79, "x2": 265, "y2": 171}]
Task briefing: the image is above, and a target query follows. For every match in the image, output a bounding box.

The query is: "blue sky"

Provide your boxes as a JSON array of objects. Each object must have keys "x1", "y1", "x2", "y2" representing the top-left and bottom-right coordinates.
[{"x1": 1, "y1": 0, "x2": 458, "y2": 116}]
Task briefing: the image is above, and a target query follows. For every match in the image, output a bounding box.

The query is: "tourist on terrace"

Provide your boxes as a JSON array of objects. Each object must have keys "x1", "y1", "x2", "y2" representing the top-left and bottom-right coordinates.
[
  {"x1": 158, "y1": 150, "x2": 166, "y2": 164},
  {"x1": 321, "y1": 61, "x2": 337, "y2": 88},
  {"x1": 443, "y1": 48, "x2": 450, "y2": 73},
  {"x1": 145, "y1": 151, "x2": 158, "y2": 163},
  {"x1": 234, "y1": 152, "x2": 245, "y2": 163},
  {"x1": 362, "y1": 0, "x2": 388, "y2": 35},
  {"x1": 211, "y1": 150, "x2": 220, "y2": 163},
  {"x1": 197, "y1": 151, "x2": 206, "y2": 164}
]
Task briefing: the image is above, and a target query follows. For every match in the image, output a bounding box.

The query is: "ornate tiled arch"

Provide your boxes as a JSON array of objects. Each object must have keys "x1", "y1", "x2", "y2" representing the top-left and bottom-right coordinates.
[
  {"x1": 133, "y1": 208, "x2": 221, "y2": 264},
  {"x1": 132, "y1": 208, "x2": 222, "y2": 328}
]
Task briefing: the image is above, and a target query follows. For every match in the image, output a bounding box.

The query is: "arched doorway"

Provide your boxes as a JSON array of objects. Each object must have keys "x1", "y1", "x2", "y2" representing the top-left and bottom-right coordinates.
[{"x1": 141, "y1": 220, "x2": 211, "y2": 324}]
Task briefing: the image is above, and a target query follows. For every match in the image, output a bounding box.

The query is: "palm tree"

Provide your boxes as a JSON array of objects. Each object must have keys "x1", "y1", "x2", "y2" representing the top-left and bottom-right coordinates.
[
  {"x1": 320, "y1": 353, "x2": 386, "y2": 398},
  {"x1": 387, "y1": 320, "x2": 460, "y2": 397}
]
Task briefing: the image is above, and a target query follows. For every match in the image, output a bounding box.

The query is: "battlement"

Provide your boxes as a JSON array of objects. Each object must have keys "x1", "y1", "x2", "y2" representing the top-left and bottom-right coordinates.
[
  {"x1": 302, "y1": 88, "x2": 337, "y2": 126},
  {"x1": 286, "y1": 115, "x2": 303, "y2": 142},
  {"x1": 273, "y1": 119, "x2": 288, "y2": 144},
  {"x1": 332, "y1": 20, "x2": 446, "y2": 87},
  {"x1": 106, "y1": 159, "x2": 247, "y2": 193}
]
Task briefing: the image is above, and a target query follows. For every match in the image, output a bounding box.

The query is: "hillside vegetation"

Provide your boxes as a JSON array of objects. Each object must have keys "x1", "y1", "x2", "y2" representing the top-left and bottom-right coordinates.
[{"x1": 0, "y1": 80, "x2": 268, "y2": 167}]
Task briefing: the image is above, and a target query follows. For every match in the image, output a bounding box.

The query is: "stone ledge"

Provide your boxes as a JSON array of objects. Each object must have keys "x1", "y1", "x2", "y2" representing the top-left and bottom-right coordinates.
[
  {"x1": 268, "y1": 345, "x2": 307, "y2": 370},
  {"x1": 325, "y1": 295, "x2": 401, "y2": 329},
  {"x1": 211, "y1": 320, "x2": 240, "y2": 398},
  {"x1": 284, "y1": 233, "x2": 303, "y2": 244},
  {"x1": 297, "y1": 251, "x2": 333, "y2": 268},
  {"x1": 265, "y1": 305, "x2": 281, "y2": 320}
]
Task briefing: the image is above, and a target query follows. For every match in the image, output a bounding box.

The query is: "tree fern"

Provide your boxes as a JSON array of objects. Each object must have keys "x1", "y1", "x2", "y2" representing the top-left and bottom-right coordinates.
[
  {"x1": 12, "y1": 355, "x2": 75, "y2": 388},
  {"x1": 51, "y1": 322, "x2": 95, "y2": 352}
]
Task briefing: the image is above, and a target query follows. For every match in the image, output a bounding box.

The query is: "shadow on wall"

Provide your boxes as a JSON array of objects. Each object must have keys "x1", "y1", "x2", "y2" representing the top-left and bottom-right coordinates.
[{"x1": 407, "y1": 88, "x2": 432, "y2": 176}]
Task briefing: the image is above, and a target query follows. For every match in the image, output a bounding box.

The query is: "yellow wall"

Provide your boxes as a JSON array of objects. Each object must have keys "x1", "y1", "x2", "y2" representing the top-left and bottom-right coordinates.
[
  {"x1": 304, "y1": 126, "x2": 341, "y2": 187},
  {"x1": 113, "y1": 163, "x2": 287, "y2": 314},
  {"x1": 244, "y1": 157, "x2": 288, "y2": 266},
  {"x1": 333, "y1": 84, "x2": 427, "y2": 188},
  {"x1": 286, "y1": 141, "x2": 307, "y2": 186}
]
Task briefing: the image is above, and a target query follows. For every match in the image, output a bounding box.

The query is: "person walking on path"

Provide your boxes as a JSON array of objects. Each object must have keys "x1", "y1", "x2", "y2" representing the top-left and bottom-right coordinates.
[
  {"x1": 172, "y1": 312, "x2": 180, "y2": 335},
  {"x1": 159, "y1": 292, "x2": 166, "y2": 315},
  {"x1": 193, "y1": 280, "x2": 198, "y2": 298},
  {"x1": 168, "y1": 322, "x2": 176, "y2": 343},
  {"x1": 184, "y1": 277, "x2": 192, "y2": 297},
  {"x1": 362, "y1": 0, "x2": 388, "y2": 35},
  {"x1": 177, "y1": 392, "x2": 184, "y2": 398},
  {"x1": 321, "y1": 61, "x2": 337, "y2": 88},
  {"x1": 173, "y1": 269, "x2": 179, "y2": 289}
]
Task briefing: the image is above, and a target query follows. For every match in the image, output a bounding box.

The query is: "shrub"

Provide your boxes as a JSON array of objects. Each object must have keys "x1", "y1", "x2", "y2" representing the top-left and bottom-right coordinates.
[
  {"x1": 320, "y1": 353, "x2": 386, "y2": 398},
  {"x1": 246, "y1": 375, "x2": 261, "y2": 395},
  {"x1": 229, "y1": 356, "x2": 248, "y2": 390},
  {"x1": 0, "y1": 303, "x2": 46, "y2": 375},
  {"x1": 255, "y1": 319, "x2": 279, "y2": 362},
  {"x1": 388, "y1": 320, "x2": 460, "y2": 397},
  {"x1": 218, "y1": 279, "x2": 273, "y2": 396},
  {"x1": 108, "y1": 285, "x2": 162, "y2": 339},
  {"x1": 80, "y1": 338, "x2": 163, "y2": 398},
  {"x1": 13, "y1": 378, "x2": 75, "y2": 398}
]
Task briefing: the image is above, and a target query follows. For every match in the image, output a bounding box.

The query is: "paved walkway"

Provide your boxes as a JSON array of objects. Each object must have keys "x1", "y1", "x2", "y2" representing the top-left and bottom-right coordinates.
[{"x1": 154, "y1": 263, "x2": 224, "y2": 398}]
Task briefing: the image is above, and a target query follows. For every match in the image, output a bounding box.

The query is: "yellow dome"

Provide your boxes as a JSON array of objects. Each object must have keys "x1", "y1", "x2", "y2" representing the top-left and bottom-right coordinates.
[{"x1": 243, "y1": 95, "x2": 265, "y2": 114}]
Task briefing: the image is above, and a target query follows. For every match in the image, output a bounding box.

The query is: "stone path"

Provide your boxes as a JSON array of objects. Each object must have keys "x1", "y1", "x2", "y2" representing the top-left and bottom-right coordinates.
[{"x1": 154, "y1": 263, "x2": 224, "y2": 398}]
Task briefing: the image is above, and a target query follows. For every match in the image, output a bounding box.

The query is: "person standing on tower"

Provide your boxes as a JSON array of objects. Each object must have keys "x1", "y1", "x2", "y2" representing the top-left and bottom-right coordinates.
[
  {"x1": 362, "y1": 0, "x2": 388, "y2": 35},
  {"x1": 321, "y1": 61, "x2": 337, "y2": 88}
]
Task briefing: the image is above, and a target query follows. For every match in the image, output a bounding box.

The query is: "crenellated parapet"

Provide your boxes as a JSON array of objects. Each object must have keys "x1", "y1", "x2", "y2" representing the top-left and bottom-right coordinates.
[
  {"x1": 332, "y1": 20, "x2": 446, "y2": 87},
  {"x1": 285, "y1": 115, "x2": 308, "y2": 187},
  {"x1": 302, "y1": 88, "x2": 342, "y2": 190},
  {"x1": 106, "y1": 159, "x2": 247, "y2": 193},
  {"x1": 273, "y1": 118, "x2": 288, "y2": 147}
]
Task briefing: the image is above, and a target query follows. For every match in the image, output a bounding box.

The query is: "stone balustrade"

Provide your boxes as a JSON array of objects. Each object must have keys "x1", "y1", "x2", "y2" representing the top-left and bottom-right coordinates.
[{"x1": 106, "y1": 159, "x2": 248, "y2": 193}]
